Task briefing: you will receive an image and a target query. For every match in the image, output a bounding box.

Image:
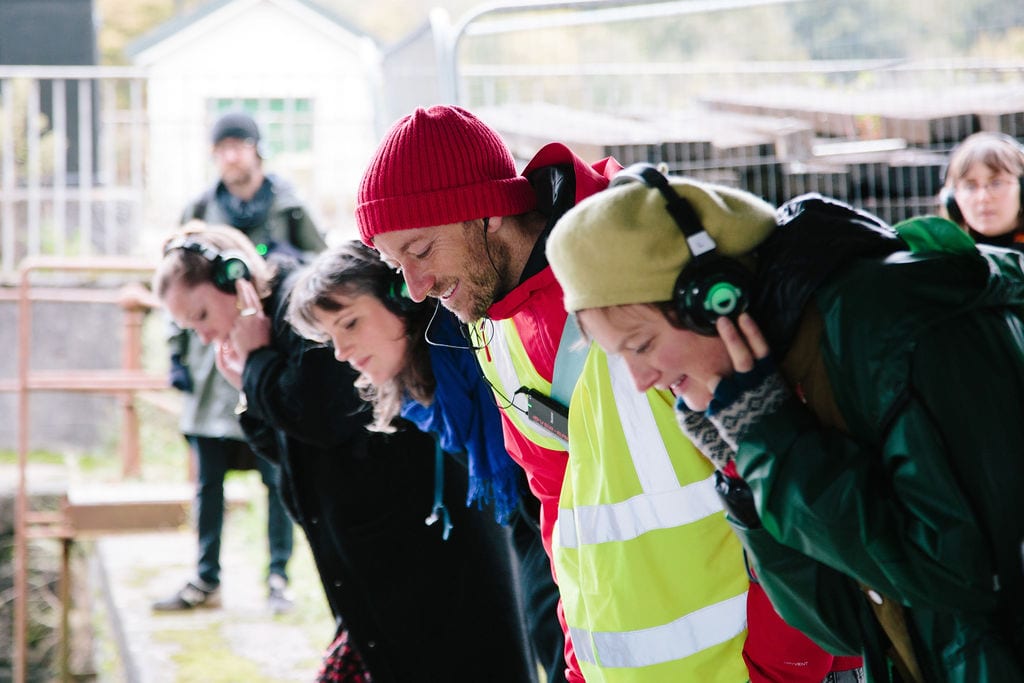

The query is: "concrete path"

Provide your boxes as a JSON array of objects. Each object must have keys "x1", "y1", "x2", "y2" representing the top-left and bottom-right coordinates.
[{"x1": 90, "y1": 491, "x2": 334, "y2": 683}]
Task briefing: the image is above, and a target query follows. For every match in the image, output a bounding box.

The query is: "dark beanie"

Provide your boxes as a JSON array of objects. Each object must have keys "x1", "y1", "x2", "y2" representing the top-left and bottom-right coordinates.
[
  {"x1": 356, "y1": 105, "x2": 537, "y2": 246},
  {"x1": 211, "y1": 111, "x2": 260, "y2": 146}
]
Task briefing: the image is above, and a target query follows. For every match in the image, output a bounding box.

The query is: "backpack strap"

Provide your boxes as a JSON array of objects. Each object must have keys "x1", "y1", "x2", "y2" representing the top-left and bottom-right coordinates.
[
  {"x1": 287, "y1": 207, "x2": 304, "y2": 250},
  {"x1": 191, "y1": 194, "x2": 209, "y2": 221}
]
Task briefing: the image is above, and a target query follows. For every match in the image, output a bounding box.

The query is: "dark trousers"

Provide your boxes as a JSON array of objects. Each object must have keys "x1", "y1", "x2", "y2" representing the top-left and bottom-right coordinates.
[
  {"x1": 188, "y1": 435, "x2": 293, "y2": 586},
  {"x1": 511, "y1": 494, "x2": 568, "y2": 683}
]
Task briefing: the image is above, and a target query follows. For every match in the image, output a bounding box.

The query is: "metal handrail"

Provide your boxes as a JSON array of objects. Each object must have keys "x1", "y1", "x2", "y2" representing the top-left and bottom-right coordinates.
[
  {"x1": 438, "y1": 0, "x2": 810, "y2": 104},
  {"x1": 10, "y1": 255, "x2": 165, "y2": 683}
]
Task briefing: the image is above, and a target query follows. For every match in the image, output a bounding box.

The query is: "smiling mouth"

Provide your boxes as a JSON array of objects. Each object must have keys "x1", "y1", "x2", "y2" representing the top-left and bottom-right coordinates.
[
  {"x1": 439, "y1": 281, "x2": 458, "y2": 300},
  {"x1": 669, "y1": 376, "x2": 687, "y2": 396}
]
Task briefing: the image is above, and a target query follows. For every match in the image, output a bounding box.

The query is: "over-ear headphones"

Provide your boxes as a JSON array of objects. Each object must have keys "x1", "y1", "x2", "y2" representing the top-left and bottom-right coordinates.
[
  {"x1": 610, "y1": 163, "x2": 752, "y2": 336},
  {"x1": 382, "y1": 271, "x2": 419, "y2": 315},
  {"x1": 941, "y1": 131, "x2": 1024, "y2": 225},
  {"x1": 163, "y1": 237, "x2": 252, "y2": 294}
]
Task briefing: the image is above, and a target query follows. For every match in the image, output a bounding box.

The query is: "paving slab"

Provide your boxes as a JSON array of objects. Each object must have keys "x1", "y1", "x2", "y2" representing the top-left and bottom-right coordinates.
[{"x1": 93, "y1": 511, "x2": 332, "y2": 682}]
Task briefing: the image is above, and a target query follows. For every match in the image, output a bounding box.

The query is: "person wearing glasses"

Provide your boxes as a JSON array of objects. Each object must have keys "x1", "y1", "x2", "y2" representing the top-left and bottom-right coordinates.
[{"x1": 939, "y1": 131, "x2": 1024, "y2": 250}]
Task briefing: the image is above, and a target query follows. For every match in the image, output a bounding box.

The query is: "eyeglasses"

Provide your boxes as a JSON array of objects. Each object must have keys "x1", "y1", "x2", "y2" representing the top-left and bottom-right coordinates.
[{"x1": 955, "y1": 177, "x2": 1017, "y2": 196}]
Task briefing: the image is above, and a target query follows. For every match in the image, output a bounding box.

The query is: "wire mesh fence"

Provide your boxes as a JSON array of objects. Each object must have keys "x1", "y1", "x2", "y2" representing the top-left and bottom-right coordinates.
[
  {"x1": 385, "y1": 0, "x2": 1024, "y2": 224},
  {"x1": 4, "y1": 0, "x2": 1024, "y2": 282}
]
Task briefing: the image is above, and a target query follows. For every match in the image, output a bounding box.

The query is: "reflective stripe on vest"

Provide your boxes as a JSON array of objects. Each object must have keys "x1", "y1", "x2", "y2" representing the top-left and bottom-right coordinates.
[
  {"x1": 474, "y1": 317, "x2": 567, "y2": 451},
  {"x1": 569, "y1": 591, "x2": 748, "y2": 668},
  {"x1": 555, "y1": 351, "x2": 749, "y2": 681},
  {"x1": 558, "y1": 472, "x2": 721, "y2": 548},
  {"x1": 558, "y1": 354, "x2": 723, "y2": 548}
]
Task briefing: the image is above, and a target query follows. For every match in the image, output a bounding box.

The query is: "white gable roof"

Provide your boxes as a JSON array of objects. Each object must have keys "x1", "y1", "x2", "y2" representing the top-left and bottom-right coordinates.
[{"x1": 129, "y1": 0, "x2": 375, "y2": 66}]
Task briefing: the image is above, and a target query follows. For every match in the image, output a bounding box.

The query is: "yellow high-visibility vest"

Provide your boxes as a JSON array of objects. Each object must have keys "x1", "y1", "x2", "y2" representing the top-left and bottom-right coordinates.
[
  {"x1": 556, "y1": 350, "x2": 750, "y2": 682},
  {"x1": 473, "y1": 316, "x2": 568, "y2": 451},
  {"x1": 476, "y1": 314, "x2": 751, "y2": 681}
]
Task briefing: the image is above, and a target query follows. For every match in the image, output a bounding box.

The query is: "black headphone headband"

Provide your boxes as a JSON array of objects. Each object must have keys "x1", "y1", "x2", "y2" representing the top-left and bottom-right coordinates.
[
  {"x1": 610, "y1": 163, "x2": 752, "y2": 336},
  {"x1": 164, "y1": 237, "x2": 252, "y2": 294},
  {"x1": 612, "y1": 165, "x2": 720, "y2": 261}
]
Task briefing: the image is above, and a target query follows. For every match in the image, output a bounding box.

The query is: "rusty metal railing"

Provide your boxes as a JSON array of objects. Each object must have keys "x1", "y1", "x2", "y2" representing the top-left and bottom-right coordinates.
[{"x1": 5, "y1": 255, "x2": 167, "y2": 683}]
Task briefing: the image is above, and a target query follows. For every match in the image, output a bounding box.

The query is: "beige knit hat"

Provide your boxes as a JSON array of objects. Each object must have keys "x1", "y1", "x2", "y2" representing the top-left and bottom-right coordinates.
[{"x1": 547, "y1": 177, "x2": 777, "y2": 313}]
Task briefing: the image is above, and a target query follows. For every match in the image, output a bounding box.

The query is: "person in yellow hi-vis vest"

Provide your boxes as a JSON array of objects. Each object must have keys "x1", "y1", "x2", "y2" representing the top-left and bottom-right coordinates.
[{"x1": 355, "y1": 105, "x2": 852, "y2": 683}]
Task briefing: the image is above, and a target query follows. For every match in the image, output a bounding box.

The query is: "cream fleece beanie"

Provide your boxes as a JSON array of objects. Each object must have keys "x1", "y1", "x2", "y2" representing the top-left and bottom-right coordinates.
[{"x1": 547, "y1": 177, "x2": 777, "y2": 313}]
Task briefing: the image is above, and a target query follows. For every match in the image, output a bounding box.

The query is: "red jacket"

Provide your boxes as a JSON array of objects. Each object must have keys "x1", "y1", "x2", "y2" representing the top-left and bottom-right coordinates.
[{"x1": 483, "y1": 143, "x2": 618, "y2": 683}]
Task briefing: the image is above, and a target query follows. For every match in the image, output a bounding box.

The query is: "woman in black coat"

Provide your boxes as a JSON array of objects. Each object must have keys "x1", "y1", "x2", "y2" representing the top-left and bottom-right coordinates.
[{"x1": 154, "y1": 223, "x2": 535, "y2": 683}]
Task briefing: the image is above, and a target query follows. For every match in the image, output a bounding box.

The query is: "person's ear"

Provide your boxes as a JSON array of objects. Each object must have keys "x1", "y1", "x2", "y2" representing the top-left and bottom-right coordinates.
[{"x1": 485, "y1": 216, "x2": 503, "y2": 233}]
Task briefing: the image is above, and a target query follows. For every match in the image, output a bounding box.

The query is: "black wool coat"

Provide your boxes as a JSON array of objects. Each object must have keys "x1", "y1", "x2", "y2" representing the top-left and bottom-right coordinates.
[{"x1": 239, "y1": 266, "x2": 535, "y2": 683}]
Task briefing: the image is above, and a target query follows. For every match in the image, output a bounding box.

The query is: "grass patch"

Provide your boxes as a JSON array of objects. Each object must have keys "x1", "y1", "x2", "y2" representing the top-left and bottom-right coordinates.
[
  {"x1": 0, "y1": 449, "x2": 65, "y2": 465},
  {"x1": 154, "y1": 625, "x2": 281, "y2": 683}
]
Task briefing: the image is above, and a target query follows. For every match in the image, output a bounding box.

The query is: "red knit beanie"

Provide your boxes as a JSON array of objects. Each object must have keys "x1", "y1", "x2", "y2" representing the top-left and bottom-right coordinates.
[{"x1": 356, "y1": 106, "x2": 537, "y2": 245}]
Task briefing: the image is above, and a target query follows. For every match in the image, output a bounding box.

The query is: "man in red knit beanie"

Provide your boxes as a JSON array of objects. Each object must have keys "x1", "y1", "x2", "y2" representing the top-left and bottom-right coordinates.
[{"x1": 357, "y1": 105, "x2": 862, "y2": 683}]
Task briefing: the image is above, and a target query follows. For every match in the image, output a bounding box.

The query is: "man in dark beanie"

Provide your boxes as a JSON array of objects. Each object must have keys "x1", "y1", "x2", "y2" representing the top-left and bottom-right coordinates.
[
  {"x1": 154, "y1": 110, "x2": 325, "y2": 615},
  {"x1": 210, "y1": 111, "x2": 260, "y2": 150}
]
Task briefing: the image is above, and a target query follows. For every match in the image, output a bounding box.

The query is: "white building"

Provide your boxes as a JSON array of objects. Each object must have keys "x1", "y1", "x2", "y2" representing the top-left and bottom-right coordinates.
[{"x1": 129, "y1": 0, "x2": 381, "y2": 240}]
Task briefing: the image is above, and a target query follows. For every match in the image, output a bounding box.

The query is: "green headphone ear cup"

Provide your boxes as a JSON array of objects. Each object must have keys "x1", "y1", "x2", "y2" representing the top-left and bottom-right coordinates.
[
  {"x1": 222, "y1": 258, "x2": 248, "y2": 283},
  {"x1": 390, "y1": 279, "x2": 410, "y2": 301},
  {"x1": 675, "y1": 257, "x2": 751, "y2": 336},
  {"x1": 384, "y1": 276, "x2": 417, "y2": 314},
  {"x1": 704, "y1": 280, "x2": 744, "y2": 316},
  {"x1": 210, "y1": 254, "x2": 250, "y2": 293}
]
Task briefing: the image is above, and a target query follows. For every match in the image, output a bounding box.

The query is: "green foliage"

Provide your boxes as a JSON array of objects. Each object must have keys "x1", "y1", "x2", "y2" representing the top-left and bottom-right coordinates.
[
  {"x1": 96, "y1": 0, "x2": 201, "y2": 64},
  {"x1": 94, "y1": 0, "x2": 1024, "y2": 67},
  {"x1": 0, "y1": 449, "x2": 64, "y2": 465}
]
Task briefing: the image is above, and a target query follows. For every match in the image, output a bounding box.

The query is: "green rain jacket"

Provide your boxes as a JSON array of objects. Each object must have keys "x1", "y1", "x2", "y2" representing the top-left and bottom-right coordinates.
[{"x1": 729, "y1": 200, "x2": 1024, "y2": 683}]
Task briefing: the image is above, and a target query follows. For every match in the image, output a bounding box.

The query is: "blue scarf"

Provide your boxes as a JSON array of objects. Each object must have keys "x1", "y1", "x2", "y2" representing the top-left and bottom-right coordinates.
[{"x1": 400, "y1": 311, "x2": 520, "y2": 524}]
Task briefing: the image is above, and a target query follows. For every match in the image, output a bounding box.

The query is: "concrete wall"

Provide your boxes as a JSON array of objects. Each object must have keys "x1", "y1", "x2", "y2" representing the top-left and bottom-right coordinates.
[{"x1": 0, "y1": 292, "x2": 122, "y2": 451}]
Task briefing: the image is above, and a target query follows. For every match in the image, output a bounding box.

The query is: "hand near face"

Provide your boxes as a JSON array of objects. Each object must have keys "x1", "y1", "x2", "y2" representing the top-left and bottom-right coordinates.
[
  {"x1": 704, "y1": 312, "x2": 790, "y2": 451},
  {"x1": 712, "y1": 312, "x2": 771, "y2": 379},
  {"x1": 215, "y1": 340, "x2": 244, "y2": 390},
  {"x1": 229, "y1": 278, "x2": 272, "y2": 363}
]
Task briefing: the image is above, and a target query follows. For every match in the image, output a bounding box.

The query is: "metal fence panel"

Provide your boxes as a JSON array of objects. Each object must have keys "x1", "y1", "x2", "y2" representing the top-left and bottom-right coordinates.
[
  {"x1": 384, "y1": 0, "x2": 1024, "y2": 225},
  {"x1": 0, "y1": 67, "x2": 147, "y2": 283}
]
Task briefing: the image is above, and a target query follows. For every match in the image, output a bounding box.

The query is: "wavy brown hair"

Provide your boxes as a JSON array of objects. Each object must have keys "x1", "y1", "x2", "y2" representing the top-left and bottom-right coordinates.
[{"x1": 287, "y1": 240, "x2": 435, "y2": 432}]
